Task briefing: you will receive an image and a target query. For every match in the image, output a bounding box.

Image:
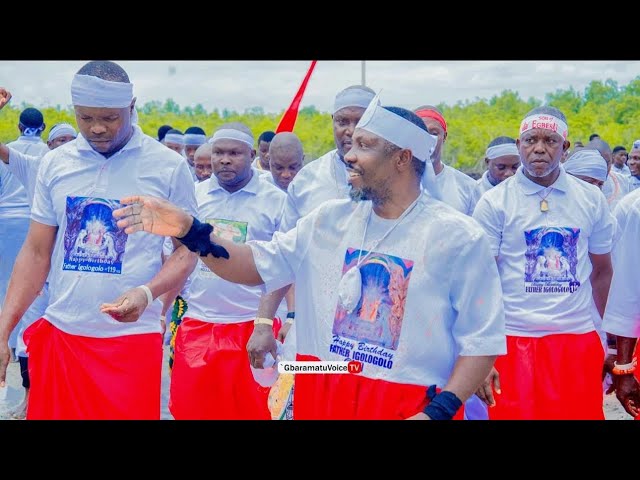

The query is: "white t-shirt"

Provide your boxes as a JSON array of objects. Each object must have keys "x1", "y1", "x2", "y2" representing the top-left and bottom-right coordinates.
[
  {"x1": 251, "y1": 157, "x2": 271, "y2": 175},
  {"x1": 628, "y1": 175, "x2": 640, "y2": 193},
  {"x1": 436, "y1": 164, "x2": 478, "y2": 216},
  {"x1": 0, "y1": 137, "x2": 48, "y2": 219},
  {"x1": 6, "y1": 144, "x2": 60, "y2": 207},
  {"x1": 30, "y1": 125, "x2": 198, "y2": 338},
  {"x1": 260, "y1": 173, "x2": 291, "y2": 319},
  {"x1": 280, "y1": 149, "x2": 351, "y2": 232},
  {"x1": 612, "y1": 164, "x2": 631, "y2": 177},
  {"x1": 162, "y1": 236, "x2": 192, "y2": 299},
  {"x1": 249, "y1": 194, "x2": 506, "y2": 386},
  {"x1": 473, "y1": 166, "x2": 615, "y2": 337},
  {"x1": 603, "y1": 170, "x2": 629, "y2": 213},
  {"x1": 187, "y1": 171, "x2": 286, "y2": 323},
  {"x1": 602, "y1": 189, "x2": 640, "y2": 338},
  {"x1": 469, "y1": 171, "x2": 495, "y2": 213}
]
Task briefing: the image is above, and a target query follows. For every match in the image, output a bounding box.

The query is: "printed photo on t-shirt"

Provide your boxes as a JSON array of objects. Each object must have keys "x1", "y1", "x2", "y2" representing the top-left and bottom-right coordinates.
[
  {"x1": 63, "y1": 196, "x2": 128, "y2": 274},
  {"x1": 199, "y1": 218, "x2": 248, "y2": 278},
  {"x1": 524, "y1": 226, "x2": 581, "y2": 293},
  {"x1": 329, "y1": 248, "x2": 413, "y2": 372}
]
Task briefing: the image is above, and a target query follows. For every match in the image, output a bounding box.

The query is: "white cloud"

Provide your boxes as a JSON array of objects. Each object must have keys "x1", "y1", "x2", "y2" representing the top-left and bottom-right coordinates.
[{"x1": 1, "y1": 60, "x2": 639, "y2": 114}]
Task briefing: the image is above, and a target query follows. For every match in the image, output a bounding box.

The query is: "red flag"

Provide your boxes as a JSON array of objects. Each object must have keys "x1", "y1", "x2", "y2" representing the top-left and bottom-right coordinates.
[{"x1": 276, "y1": 60, "x2": 317, "y2": 133}]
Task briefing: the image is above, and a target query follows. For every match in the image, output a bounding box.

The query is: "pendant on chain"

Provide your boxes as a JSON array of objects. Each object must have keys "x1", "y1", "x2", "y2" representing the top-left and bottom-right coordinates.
[{"x1": 540, "y1": 199, "x2": 549, "y2": 212}]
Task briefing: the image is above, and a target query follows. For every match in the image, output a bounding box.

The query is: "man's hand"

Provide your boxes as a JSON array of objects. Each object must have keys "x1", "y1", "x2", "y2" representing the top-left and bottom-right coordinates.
[
  {"x1": 0, "y1": 88, "x2": 11, "y2": 110},
  {"x1": 277, "y1": 322, "x2": 292, "y2": 343},
  {"x1": 614, "y1": 374, "x2": 640, "y2": 418},
  {"x1": 0, "y1": 337, "x2": 11, "y2": 387},
  {"x1": 475, "y1": 366, "x2": 501, "y2": 407},
  {"x1": 113, "y1": 196, "x2": 193, "y2": 237},
  {"x1": 405, "y1": 412, "x2": 431, "y2": 420},
  {"x1": 603, "y1": 354, "x2": 616, "y2": 394},
  {"x1": 247, "y1": 324, "x2": 277, "y2": 369},
  {"x1": 99, "y1": 287, "x2": 150, "y2": 323}
]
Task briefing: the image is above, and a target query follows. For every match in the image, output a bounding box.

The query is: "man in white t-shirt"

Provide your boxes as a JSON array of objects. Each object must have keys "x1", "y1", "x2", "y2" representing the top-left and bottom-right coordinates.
[
  {"x1": 611, "y1": 145, "x2": 631, "y2": 177},
  {"x1": 602, "y1": 188, "x2": 640, "y2": 419},
  {"x1": 0, "y1": 105, "x2": 51, "y2": 359},
  {"x1": 413, "y1": 105, "x2": 477, "y2": 215},
  {"x1": 261, "y1": 132, "x2": 304, "y2": 333},
  {"x1": 113, "y1": 98, "x2": 506, "y2": 420},
  {"x1": 0, "y1": 102, "x2": 78, "y2": 419},
  {"x1": 168, "y1": 123, "x2": 286, "y2": 420},
  {"x1": 0, "y1": 61, "x2": 198, "y2": 420},
  {"x1": 464, "y1": 136, "x2": 520, "y2": 420},
  {"x1": 628, "y1": 143, "x2": 640, "y2": 192},
  {"x1": 473, "y1": 106, "x2": 615, "y2": 419},
  {"x1": 586, "y1": 138, "x2": 629, "y2": 214},
  {"x1": 263, "y1": 85, "x2": 377, "y2": 336},
  {"x1": 192, "y1": 142, "x2": 213, "y2": 183},
  {"x1": 470, "y1": 136, "x2": 520, "y2": 209},
  {"x1": 251, "y1": 130, "x2": 275, "y2": 175}
]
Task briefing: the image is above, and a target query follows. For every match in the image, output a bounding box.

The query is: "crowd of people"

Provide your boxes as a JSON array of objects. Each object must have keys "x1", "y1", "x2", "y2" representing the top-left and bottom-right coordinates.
[{"x1": 1, "y1": 60, "x2": 639, "y2": 420}]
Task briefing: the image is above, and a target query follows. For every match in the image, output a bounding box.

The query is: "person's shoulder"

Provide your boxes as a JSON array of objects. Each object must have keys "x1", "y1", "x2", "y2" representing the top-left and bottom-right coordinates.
[
  {"x1": 294, "y1": 150, "x2": 336, "y2": 179},
  {"x1": 305, "y1": 196, "x2": 354, "y2": 221},
  {"x1": 194, "y1": 179, "x2": 210, "y2": 196},
  {"x1": 617, "y1": 188, "x2": 640, "y2": 213},
  {"x1": 446, "y1": 164, "x2": 477, "y2": 187},
  {"x1": 477, "y1": 174, "x2": 513, "y2": 205},
  {"x1": 139, "y1": 132, "x2": 185, "y2": 164},
  {"x1": 565, "y1": 171, "x2": 605, "y2": 199},
  {"x1": 422, "y1": 194, "x2": 487, "y2": 240},
  {"x1": 257, "y1": 174, "x2": 287, "y2": 199}
]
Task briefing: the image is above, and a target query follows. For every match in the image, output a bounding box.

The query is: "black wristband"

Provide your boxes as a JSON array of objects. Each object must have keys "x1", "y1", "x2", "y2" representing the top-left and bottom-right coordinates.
[
  {"x1": 423, "y1": 385, "x2": 462, "y2": 420},
  {"x1": 177, "y1": 217, "x2": 230, "y2": 259},
  {"x1": 286, "y1": 312, "x2": 295, "y2": 319}
]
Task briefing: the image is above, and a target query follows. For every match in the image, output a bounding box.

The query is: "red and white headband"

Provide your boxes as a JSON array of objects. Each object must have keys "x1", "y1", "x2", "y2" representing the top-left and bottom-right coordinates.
[{"x1": 520, "y1": 114, "x2": 568, "y2": 140}]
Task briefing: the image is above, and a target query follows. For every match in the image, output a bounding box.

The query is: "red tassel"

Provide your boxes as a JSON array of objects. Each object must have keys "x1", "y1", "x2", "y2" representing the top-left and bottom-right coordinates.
[{"x1": 276, "y1": 60, "x2": 317, "y2": 133}]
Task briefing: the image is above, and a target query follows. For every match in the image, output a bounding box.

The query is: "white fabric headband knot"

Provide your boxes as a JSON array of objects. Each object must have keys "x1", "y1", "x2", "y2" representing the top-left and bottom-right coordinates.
[
  {"x1": 486, "y1": 143, "x2": 519, "y2": 159},
  {"x1": 333, "y1": 87, "x2": 376, "y2": 115},
  {"x1": 564, "y1": 149, "x2": 608, "y2": 183},
  {"x1": 71, "y1": 74, "x2": 134, "y2": 108},
  {"x1": 164, "y1": 133, "x2": 184, "y2": 144},
  {"x1": 208, "y1": 129, "x2": 254, "y2": 148},
  {"x1": 357, "y1": 93, "x2": 441, "y2": 200},
  {"x1": 48, "y1": 123, "x2": 77, "y2": 141},
  {"x1": 520, "y1": 113, "x2": 568, "y2": 140},
  {"x1": 184, "y1": 133, "x2": 207, "y2": 145}
]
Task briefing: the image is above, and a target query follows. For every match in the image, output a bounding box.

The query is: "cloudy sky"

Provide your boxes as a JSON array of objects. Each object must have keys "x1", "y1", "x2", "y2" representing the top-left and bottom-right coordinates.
[{"x1": 2, "y1": 60, "x2": 639, "y2": 114}]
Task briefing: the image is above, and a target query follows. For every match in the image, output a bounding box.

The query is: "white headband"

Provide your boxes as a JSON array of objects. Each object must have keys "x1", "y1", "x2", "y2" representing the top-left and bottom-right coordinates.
[
  {"x1": 564, "y1": 149, "x2": 608, "y2": 183},
  {"x1": 633, "y1": 139, "x2": 640, "y2": 150},
  {"x1": 520, "y1": 113, "x2": 568, "y2": 140},
  {"x1": 357, "y1": 93, "x2": 441, "y2": 200},
  {"x1": 184, "y1": 133, "x2": 207, "y2": 145},
  {"x1": 48, "y1": 123, "x2": 77, "y2": 141},
  {"x1": 164, "y1": 133, "x2": 184, "y2": 145},
  {"x1": 486, "y1": 143, "x2": 519, "y2": 160},
  {"x1": 71, "y1": 74, "x2": 134, "y2": 108},
  {"x1": 333, "y1": 87, "x2": 376, "y2": 115},
  {"x1": 208, "y1": 129, "x2": 254, "y2": 148}
]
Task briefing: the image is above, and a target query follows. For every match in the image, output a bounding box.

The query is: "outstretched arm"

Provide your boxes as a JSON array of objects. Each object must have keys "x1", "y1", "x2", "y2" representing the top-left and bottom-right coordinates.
[{"x1": 113, "y1": 195, "x2": 263, "y2": 286}]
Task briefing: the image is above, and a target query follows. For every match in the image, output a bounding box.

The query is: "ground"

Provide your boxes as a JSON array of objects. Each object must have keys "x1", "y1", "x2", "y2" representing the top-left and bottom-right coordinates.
[{"x1": 0, "y1": 347, "x2": 633, "y2": 420}]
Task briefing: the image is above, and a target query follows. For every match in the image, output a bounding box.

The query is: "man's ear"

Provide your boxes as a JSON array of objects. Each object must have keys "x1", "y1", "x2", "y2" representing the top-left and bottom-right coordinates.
[{"x1": 397, "y1": 148, "x2": 413, "y2": 170}]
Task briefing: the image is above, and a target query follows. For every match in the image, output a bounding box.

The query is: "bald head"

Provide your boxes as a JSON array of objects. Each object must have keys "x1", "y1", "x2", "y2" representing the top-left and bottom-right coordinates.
[
  {"x1": 269, "y1": 132, "x2": 304, "y2": 191},
  {"x1": 193, "y1": 143, "x2": 213, "y2": 182},
  {"x1": 586, "y1": 138, "x2": 612, "y2": 171}
]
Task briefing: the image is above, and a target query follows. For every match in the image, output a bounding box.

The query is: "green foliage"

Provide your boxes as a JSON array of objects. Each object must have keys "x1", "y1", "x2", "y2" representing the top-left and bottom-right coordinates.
[{"x1": 3, "y1": 77, "x2": 640, "y2": 174}]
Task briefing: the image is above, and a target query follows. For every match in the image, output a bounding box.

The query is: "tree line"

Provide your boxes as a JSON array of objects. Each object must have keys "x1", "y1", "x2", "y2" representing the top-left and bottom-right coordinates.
[{"x1": 1, "y1": 78, "x2": 639, "y2": 174}]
